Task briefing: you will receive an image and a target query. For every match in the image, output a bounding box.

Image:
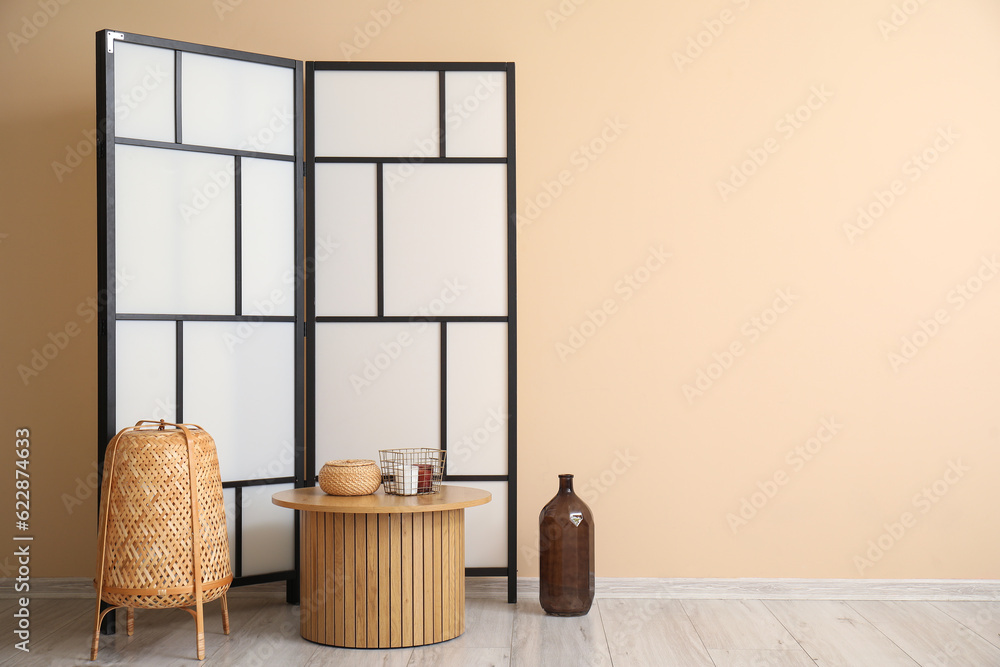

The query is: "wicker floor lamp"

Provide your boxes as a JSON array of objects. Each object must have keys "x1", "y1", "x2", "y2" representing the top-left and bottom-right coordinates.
[{"x1": 91, "y1": 420, "x2": 233, "y2": 661}]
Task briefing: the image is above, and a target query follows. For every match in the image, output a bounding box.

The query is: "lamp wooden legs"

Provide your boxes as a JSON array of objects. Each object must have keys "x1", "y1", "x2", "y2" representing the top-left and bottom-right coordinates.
[
  {"x1": 90, "y1": 603, "x2": 119, "y2": 661},
  {"x1": 221, "y1": 594, "x2": 230, "y2": 635},
  {"x1": 89, "y1": 595, "x2": 230, "y2": 661},
  {"x1": 196, "y1": 599, "x2": 205, "y2": 660}
]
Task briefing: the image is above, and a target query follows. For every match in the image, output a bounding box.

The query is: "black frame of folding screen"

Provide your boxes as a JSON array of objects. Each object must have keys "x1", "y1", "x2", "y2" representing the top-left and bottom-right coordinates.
[
  {"x1": 96, "y1": 29, "x2": 306, "y2": 632},
  {"x1": 305, "y1": 61, "x2": 518, "y2": 603}
]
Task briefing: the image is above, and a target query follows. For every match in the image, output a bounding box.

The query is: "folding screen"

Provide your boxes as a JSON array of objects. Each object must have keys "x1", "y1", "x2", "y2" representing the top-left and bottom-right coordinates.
[{"x1": 98, "y1": 30, "x2": 516, "y2": 607}]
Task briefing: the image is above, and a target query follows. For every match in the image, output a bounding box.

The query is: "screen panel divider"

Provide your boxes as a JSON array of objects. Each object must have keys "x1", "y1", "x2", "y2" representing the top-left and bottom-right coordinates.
[
  {"x1": 97, "y1": 30, "x2": 306, "y2": 634},
  {"x1": 306, "y1": 61, "x2": 517, "y2": 603}
]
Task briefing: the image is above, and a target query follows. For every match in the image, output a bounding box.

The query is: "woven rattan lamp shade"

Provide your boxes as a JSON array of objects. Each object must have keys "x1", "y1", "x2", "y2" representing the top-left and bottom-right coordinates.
[{"x1": 91, "y1": 421, "x2": 233, "y2": 661}]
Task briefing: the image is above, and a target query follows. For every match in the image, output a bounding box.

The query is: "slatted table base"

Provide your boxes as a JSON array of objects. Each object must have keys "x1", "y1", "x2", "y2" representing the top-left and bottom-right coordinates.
[{"x1": 299, "y1": 508, "x2": 465, "y2": 647}]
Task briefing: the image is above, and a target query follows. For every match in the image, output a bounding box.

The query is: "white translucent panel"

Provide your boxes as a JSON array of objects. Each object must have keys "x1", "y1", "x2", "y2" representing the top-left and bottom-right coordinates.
[
  {"x1": 183, "y1": 322, "x2": 295, "y2": 481},
  {"x1": 313, "y1": 70, "x2": 439, "y2": 157},
  {"x1": 315, "y1": 322, "x2": 439, "y2": 464},
  {"x1": 241, "y1": 158, "x2": 295, "y2": 316},
  {"x1": 223, "y1": 488, "x2": 236, "y2": 574},
  {"x1": 444, "y1": 72, "x2": 506, "y2": 158},
  {"x1": 446, "y1": 324, "x2": 508, "y2": 476},
  {"x1": 383, "y1": 163, "x2": 507, "y2": 316},
  {"x1": 116, "y1": 145, "x2": 235, "y2": 315},
  {"x1": 181, "y1": 52, "x2": 294, "y2": 155},
  {"x1": 114, "y1": 42, "x2": 175, "y2": 143},
  {"x1": 314, "y1": 163, "x2": 377, "y2": 316},
  {"x1": 464, "y1": 481, "x2": 507, "y2": 568},
  {"x1": 115, "y1": 320, "x2": 176, "y2": 431},
  {"x1": 241, "y1": 483, "x2": 295, "y2": 576}
]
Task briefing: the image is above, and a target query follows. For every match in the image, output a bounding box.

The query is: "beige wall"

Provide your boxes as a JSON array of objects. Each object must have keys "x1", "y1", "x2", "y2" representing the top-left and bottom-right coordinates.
[{"x1": 2, "y1": 0, "x2": 1000, "y2": 579}]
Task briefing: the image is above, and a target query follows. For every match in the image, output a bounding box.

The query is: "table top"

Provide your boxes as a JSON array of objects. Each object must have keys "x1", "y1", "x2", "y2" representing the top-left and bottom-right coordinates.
[{"x1": 271, "y1": 485, "x2": 491, "y2": 514}]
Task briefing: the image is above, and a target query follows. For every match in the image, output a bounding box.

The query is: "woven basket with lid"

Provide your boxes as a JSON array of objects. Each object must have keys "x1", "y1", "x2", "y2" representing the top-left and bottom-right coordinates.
[{"x1": 319, "y1": 459, "x2": 382, "y2": 496}]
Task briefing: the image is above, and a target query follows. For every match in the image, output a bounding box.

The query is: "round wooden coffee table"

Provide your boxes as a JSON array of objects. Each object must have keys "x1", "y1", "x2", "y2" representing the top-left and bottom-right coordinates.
[{"x1": 272, "y1": 485, "x2": 491, "y2": 648}]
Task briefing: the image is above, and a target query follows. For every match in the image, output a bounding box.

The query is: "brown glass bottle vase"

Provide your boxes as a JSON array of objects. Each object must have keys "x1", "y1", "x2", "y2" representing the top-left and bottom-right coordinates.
[{"x1": 538, "y1": 474, "x2": 595, "y2": 616}]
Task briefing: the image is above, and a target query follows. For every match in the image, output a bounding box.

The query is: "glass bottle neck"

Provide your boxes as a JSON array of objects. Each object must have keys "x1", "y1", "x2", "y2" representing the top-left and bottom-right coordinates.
[{"x1": 558, "y1": 474, "x2": 574, "y2": 493}]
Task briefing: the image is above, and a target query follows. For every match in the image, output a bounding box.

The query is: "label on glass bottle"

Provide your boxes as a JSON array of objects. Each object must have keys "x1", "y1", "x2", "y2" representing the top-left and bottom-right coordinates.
[{"x1": 569, "y1": 512, "x2": 583, "y2": 527}]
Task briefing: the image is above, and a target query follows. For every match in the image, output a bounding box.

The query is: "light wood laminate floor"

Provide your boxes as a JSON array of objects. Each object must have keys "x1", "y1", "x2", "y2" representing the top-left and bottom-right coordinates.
[{"x1": 4, "y1": 589, "x2": 1000, "y2": 666}]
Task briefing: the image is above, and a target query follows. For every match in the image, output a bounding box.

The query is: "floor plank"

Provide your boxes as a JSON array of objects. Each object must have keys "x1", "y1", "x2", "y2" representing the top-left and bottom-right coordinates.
[
  {"x1": 205, "y1": 595, "x2": 321, "y2": 666},
  {"x1": 933, "y1": 600, "x2": 1000, "y2": 650},
  {"x1": 407, "y1": 646, "x2": 509, "y2": 666},
  {"x1": 304, "y1": 645, "x2": 411, "y2": 666},
  {"x1": 708, "y1": 648, "x2": 818, "y2": 666},
  {"x1": 765, "y1": 600, "x2": 919, "y2": 666},
  {"x1": 510, "y1": 601, "x2": 612, "y2": 667},
  {"x1": 683, "y1": 599, "x2": 800, "y2": 651},
  {"x1": 851, "y1": 600, "x2": 1000, "y2": 666},
  {"x1": 2, "y1": 598, "x2": 95, "y2": 666},
  {"x1": 444, "y1": 598, "x2": 514, "y2": 649},
  {"x1": 7, "y1": 588, "x2": 1000, "y2": 666},
  {"x1": 600, "y1": 599, "x2": 714, "y2": 667},
  {"x1": 88, "y1": 595, "x2": 271, "y2": 665}
]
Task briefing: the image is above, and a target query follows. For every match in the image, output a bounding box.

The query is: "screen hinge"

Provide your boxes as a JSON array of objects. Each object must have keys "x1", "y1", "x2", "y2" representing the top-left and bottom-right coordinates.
[{"x1": 106, "y1": 31, "x2": 125, "y2": 54}]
